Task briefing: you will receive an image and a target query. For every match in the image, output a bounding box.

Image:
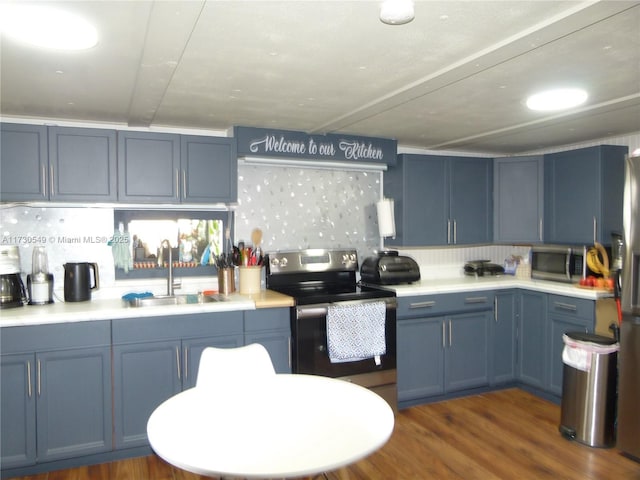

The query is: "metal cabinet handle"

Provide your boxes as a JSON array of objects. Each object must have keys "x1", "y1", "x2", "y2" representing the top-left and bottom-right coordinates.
[
  {"x1": 494, "y1": 297, "x2": 498, "y2": 323},
  {"x1": 539, "y1": 218, "x2": 543, "y2": 241},
  {"x1": 447, "y1": 220, "x2": 451, "y2": 244},
  {"x1": 453, "y1": 220, "x2": 457, "y2": 244},
  {"x1": 554, "y1": 301, "x2": 577, "y2": 312},
  {"x1": 593, "y1": 216, "x2": 597, "y2": 243},
  {"x1": 182, "y1": 170, "x2": 187, "y2": 198},
  {"x1": 183, "y1": 347, "x2": 188, "y2": 381},
  {"x1": 41, "y1": 165, "x2": 47, "y2": 197},
  {"x1": 409, "y1": 301, "x2": 436, "y2": 309},
  {"x1": 442, "y1": 321, "x2": 446, "y2": 348},
  {"x1": 49, "y1": 165, "x2": 55, "y2": 196},
  {"x1": 465, "y1": 296, "x2": 488, "y2": 304},
  {"x1": 288, "y1": 337, "x2": 292, "y2": 369},
  {"x1": 449, "y1": 320, "x2": 452, "y2": 347},
  {"x1": 37, "y1": 359, "x2": 41, "y2": 397},
  {"x1": 175, "y1": 169, "x2": 180, "y2": 199},
  {"x1": 175, "y1": 347, "x2": 181, "y2": 380},
  {"x1": 27, "y1": 360, "x2": 32, "y2": 398}
]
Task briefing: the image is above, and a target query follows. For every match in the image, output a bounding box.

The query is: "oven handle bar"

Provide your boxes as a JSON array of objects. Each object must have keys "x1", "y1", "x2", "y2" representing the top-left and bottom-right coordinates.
[{"x1": 296, "y1": 297, "x2": 397, "y2": 319}]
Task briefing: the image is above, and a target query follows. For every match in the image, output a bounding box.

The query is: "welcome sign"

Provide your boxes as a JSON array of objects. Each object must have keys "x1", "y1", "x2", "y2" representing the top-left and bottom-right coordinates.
[{"x1": 234, "y1": 126, "x2": 397, "y2": 166}]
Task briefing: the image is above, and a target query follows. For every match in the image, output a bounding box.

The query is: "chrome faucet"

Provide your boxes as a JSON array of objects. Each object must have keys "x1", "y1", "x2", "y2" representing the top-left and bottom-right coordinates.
[{"x1": 161, "y1": 240, "x2": 181, "y2": 296}]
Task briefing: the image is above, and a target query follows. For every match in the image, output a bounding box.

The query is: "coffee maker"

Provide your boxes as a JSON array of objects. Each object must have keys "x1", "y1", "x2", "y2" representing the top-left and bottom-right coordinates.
[
  {"x1": 0, "y1": 245, "x2": 27, "y2": 308},
  {"x1": 27, "y1": 246, "x2": 54, "y2": 305}
]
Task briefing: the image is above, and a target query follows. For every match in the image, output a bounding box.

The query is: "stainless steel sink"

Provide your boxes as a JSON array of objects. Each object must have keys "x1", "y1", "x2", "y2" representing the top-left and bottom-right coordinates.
[{"x1": 123, "y1": 293, "x2": 228, "y2": 308}]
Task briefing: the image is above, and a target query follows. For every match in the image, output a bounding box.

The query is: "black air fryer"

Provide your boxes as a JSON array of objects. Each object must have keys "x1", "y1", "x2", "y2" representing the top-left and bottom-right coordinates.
[{"x1": 360, "y1": 251, "x2": 420, "y2": 285}]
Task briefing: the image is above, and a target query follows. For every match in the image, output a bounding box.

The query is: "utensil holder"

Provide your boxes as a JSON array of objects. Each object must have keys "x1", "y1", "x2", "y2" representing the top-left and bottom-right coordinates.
[
  {"x1": 239, "y1": 266, "x2": 262, "y2": 294},
  {"x1": 218, "y1": 267, "x2": 236, "y2": 295}
]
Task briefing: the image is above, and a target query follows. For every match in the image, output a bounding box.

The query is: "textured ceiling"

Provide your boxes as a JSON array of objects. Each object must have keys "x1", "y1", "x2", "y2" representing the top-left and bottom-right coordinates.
[{"x1": 1, "y1": 0, "x2": 639, "y2": 155}]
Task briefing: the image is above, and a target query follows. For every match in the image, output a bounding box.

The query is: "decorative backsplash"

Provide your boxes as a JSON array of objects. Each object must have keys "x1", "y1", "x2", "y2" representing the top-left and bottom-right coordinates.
[
  {"x1": 235, "y1": 163, "x2": 383, "y2": 260},
  {"x1": 0, "y1": 205, "x2": 116, "y2": 293}
]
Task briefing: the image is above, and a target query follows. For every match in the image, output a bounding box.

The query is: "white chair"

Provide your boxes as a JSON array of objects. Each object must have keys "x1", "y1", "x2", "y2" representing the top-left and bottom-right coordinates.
[{"x1": 195, "y1": 343, "x2": 276, "y2": 392}]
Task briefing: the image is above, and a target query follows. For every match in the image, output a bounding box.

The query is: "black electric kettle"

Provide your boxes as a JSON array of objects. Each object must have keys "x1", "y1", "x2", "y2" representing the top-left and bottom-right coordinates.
[{"x1": 63, "y1": 262, "x2": 99, "y2": 302}]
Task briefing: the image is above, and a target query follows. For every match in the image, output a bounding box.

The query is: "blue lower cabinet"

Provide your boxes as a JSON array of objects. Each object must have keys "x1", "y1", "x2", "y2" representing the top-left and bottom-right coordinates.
[
  {"x1": 1, "y1": 354, "x2": 36, "y2": 468},
  {"x1": 36, "y1": 348, "x2": 112, "y2": 462},
  {"x1": 492, "y1": 291, "x2": 517, "y2": 385},
  {"x1": 398, "y1": 316, "x2": 445, "y2": 401},
  {"x1": 0, "y1": 323, "x2": 112, "y2": 470},
  {"x1": 244, "y1": 308, "x2": 292, "y2": 374},
  {"x1": 445, "y1": 311, "x2": 491, "y2": 392},
  {"x1": 517, "y1": 291, "x2": 547, "y2": 389},
  {"x1": 397, "y1": 307, "x2": 491, "y2": 406}
]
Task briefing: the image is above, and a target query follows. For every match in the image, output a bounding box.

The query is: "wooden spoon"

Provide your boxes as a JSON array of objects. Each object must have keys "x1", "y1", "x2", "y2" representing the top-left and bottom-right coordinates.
[{"x1": 251, "y1": 228, "x2": 263, "y2": 264}]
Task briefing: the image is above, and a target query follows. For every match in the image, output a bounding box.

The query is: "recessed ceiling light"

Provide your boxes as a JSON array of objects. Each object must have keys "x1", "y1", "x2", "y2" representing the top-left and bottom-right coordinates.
[
  {"x1": 0, "y1": 4, "x2": 98, "y2": 50},
  {"x1": 380, "y1": 0, "x2": 415, "y2": 25},
  {"x1": 526, "y1": 88, "x2": 588, "y2": 111}
]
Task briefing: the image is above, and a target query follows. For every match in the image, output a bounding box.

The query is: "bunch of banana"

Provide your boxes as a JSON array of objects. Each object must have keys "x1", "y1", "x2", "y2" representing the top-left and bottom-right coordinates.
[{"x1": 586, "y1": 242, "x2": 610, "y2": 277}]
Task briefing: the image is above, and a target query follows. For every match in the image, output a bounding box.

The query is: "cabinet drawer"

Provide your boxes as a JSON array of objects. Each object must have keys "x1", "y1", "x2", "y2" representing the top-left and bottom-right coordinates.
[
  {"x1": 397, "y1": 292, "x2": 494, "y2": 319},
  {"x1": 244, "y1": 308, "x2": 290, "y2": 332},
  {"x1": 112, "y1": 312, "x2": 243, "y2": 344},
  {"x1": 1, "y1": 321, "x2": 111, "y2": 354},
  {"x1": 547, "y1": 295, "x2": 594, "y2": 319}
]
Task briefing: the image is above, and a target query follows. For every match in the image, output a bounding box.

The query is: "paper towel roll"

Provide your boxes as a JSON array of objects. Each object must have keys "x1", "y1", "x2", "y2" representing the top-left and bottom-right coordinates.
[{"x1": 376, "y1": 198, "x2": 396, "y2": 238}]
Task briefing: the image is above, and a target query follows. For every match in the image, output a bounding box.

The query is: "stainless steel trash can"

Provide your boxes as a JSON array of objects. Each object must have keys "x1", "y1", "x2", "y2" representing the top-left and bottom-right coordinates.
[{"x1": 559, "y1": 332, "x2": 619, "y2": 448}]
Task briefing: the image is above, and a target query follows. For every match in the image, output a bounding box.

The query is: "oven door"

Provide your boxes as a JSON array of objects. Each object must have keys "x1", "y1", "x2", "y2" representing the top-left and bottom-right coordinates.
[{"x1": 292, "y1": 297, "x2": 397, "y2": 378}]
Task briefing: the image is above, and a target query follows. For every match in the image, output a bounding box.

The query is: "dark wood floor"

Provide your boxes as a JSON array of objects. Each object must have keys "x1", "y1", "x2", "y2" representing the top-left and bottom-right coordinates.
[{"x1": 6, "y1": 388, "x2": 639, "y2": 480}]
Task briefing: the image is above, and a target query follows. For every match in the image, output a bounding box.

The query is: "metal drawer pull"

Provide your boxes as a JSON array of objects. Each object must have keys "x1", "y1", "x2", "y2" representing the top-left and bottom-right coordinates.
[
  {"x1": 465, "y1": 296, "x2": 488, "y2": 304},
  {"x1": 554, "y1": 302, "x2": 577, "y2": 312},
  {"x1": 409, "y1": 301, "x2": 436, "y2": 309}
]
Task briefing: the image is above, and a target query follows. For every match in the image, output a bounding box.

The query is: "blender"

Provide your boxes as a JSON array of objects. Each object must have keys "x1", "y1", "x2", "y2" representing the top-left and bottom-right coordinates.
[{"x1": 27, "y1": 246, "x2": 54, "y2": 304}]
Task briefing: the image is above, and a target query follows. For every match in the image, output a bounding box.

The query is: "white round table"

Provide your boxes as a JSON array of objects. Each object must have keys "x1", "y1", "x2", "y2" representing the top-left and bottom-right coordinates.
[{"x1": 147, "y1": 374, "x2": 394, "y2": 479}]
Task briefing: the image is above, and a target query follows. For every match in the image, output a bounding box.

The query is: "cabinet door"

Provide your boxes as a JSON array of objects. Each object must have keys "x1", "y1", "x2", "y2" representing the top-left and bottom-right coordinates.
[
  {"x1": 445, "y1": 311, "x2": 490, "y2": 391},
  {"x1": 397, "y1": 317, "x2": 444, "y2": 401},
  {"x1": 36, "y1": 347, "x2": 112, "y2": 462},
  {"x1": 492, "y1": 291, "x2": 517, "y2": 385},
  {"x1": 182, "y1": 334, "x2": 244, "y2": 390},
  {"x1": 113, "y1": 341, "x2": 181, "y2": 449},
  {"x1": 0, "y1": 123, "x2": 48, "y2": 201},
  {"x1": 544, "y1": 146, "x2": 626, "y2": 244},
  {"x1": 48, "y1": 127, "x2": 117, "y2": 201},
  {"x1": 494, "y1": 156, "x2": 543, "y2": 243},
  {"x1": 181, "y1": 135, "x2": 237, "y2": 203},
  {"x1": 517, "y1": 291, "x2": 547, "y2": 388},
  {"x1": 0, "y1": 354, "x2": 36, "y2": 468},
  {"x1": 118, "y1": 131, "x2": 180, "y2": 202},
  {"x1": 244, "y1": 331, "x2": 291, "y2": 374},
  {"x1": 386, "y1": 155, "x2": 448, "y2": 246},
  {"x1": 449, "y1": 158, "x2": 492, "y2": 244}
]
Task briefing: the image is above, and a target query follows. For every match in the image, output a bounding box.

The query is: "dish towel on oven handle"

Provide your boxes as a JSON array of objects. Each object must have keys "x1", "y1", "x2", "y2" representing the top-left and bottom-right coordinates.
[{"x1": 326, "y1": 301, "x2": 386, "y2": 364}]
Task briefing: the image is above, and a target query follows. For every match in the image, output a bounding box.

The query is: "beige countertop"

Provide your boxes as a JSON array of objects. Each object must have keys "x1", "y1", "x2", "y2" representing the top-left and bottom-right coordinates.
[
  {"x1": 0, "y1": 289, "x2": 294, "y2": 328},
  {"x1": 373, "y1": 275, "x2": 613, "y2": 300},
  {"x1": 1, "y1": 277, "x2": 609, "y2": 328}
]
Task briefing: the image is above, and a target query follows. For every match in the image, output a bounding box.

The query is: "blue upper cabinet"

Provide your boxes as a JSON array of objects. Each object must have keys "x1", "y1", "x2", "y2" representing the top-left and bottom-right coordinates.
[
  {"x1": 118, "y1": 131, "x2": 181, "y2": 203},
  {"x1": 181, "y1": 135, "x2": 237, "y2": 203},
  {"x1": 1, "y1": 124, "x2": 49, "y2": 202},
  {"x1": 386, "y1": 154, "x2": 492, "y2": 246},
  {"x1": 49, "y1": 127, "x2": 117, "y2": 202},
  {"x1": 494, "y1": 156, "x2": 544, "y2": 243},
  {"x1": 1, "y1": 124, "x2": 117, "y2": 202},
  {"x1": 544, "y1": 145, "x2": 627, "y2": 244},
  {"x1": 118, "y1": 131, "x2": 237, "y2": 204}
]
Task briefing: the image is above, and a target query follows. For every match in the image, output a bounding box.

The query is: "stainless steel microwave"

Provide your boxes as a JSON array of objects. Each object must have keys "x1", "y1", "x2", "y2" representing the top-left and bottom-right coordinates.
[{"x1": 531, "y1": 245, "x2": 586, "y2": 283}]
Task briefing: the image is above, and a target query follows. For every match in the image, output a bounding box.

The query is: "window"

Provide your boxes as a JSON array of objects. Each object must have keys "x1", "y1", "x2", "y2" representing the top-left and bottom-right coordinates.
[{"x1": 114, "y1": 209, "x2": 231, "y2": 279}]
